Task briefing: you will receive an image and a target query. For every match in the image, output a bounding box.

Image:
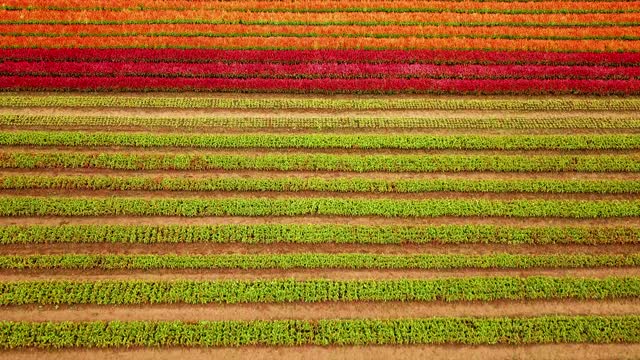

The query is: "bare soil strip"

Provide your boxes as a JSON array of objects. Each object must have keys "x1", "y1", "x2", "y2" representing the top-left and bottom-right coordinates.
[
  {"x1": 1, "y1": 267, "x2": 638, "y2": 281},
  {"x1": 2, "y1": 215, "x2": 640, "y2": 227},
  {"x1": 2, "y1": 242, "x2": 637, "y2": 256},
  {"x1": 3, "y1": 188, "x2": 634, "y2": 201},
  {"x1": 2, "y1": 299, "x2": 639, "y2": 322},
  {"x1": 4, "y1": 344, "x2": 640, "y2": 360},
  {"x1": 5, "y1": 168, "x2": 640, "y2": 181}
]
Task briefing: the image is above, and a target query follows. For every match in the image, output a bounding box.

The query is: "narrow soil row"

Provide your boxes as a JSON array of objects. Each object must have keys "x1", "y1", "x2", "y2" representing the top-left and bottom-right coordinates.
[
  {"x1": 1, "y1": 267, "x2": 638, "y2": 281},
  {"x1": 3, "y1": 188, "x2": 634, "y2": 201},
  {"x1": 5, "y1": 168, "x2": 640, "y2": 181},
  {"x1": 2, "y1": 299, "x2": 638, "y2": 322},
  {"x1": 2, "y1": 242, "x2": 637, "y2": 256},
  {"x1": 2, "y1": 215, "x2": 640, "y2": 228},
  {"x1": 6, "y1": 344, "x2": 640, "y2": 360},
  {"x1": 2, "y1": 145, "x2": 637, "y2": 156},
  {"x1": 9, "y1": 344, "x2": 640, "y2": 360}
]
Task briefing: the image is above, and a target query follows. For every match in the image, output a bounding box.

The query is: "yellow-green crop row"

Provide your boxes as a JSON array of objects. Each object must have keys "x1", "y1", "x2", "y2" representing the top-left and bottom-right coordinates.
[
  {"x1": 2, "y1": 95, "x2": 639, "y2": 111},
  {"x1": 0, "y1": 196, "x2": 639, "y2": 218},
  {"x1": 2, "y1": 316, "x2": 639, "y2": 348},
  {"x1": 1, "y1": 114, "x2": 639, "y2": 130},
  {"x1": 3, "y1": 131, "x2": 640, "y2": 150},
  {"x1": 2, "y1": 277, "x2": 639, "y2": 305},
  {"x1": 2, "y1": 174, "x2": 639, "y2": 194},
  {"x1": 2, "y1": 253, "x2": 638, "y2": 270},
  {"x1": 1, "y1": 224, "x2": 636, "y2": 245},
  {"x1": 3, "y1": 152, "x2": 639, "y2": 172}
]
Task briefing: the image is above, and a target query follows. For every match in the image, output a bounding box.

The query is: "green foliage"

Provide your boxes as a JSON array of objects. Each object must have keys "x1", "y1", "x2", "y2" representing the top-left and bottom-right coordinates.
[
  {"x1": 3, "y1": 253, "x2": 638, "y2": 270},
  {"x1": 0, "y1": 196, "x2": 639, "y2": 218},
  {"x1": 2, "y1": 95, "x2": 639, "y2": 111},
  {"x1": 1, "y1": 224, "x2": 636, "y2": 245},
  {"x1": 3, "y1": 131, "x2": 640, "y2": 150},
  {"x1": 1, "y1": 114, "x2": 639, "y2": 130},
  {"x1": 1, "y1": 277, "x2": 639, "y2": 305},
  {"x1": 1, "y1": 316, "x2": 639, "y2": 348},
  {"x1": 3, "y1": 152, "x2": 639, "y2": 172},
  {"x1": 2, "y1": 174, "x2": 639, "y2": 194}
]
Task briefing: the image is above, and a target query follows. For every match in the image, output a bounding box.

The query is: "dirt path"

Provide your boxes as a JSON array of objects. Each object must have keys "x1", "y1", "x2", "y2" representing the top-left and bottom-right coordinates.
[
  {"x1": 2, "y1": 242, "x2": 638, "y2": 256},
  {"x1": 4, "y1": 344, "x2": 640, "y2": 360},
  {"x1": 1, "y1": 267, "x2": 638, "y2": 281},
  {"x1": 2, "y1": 299, "x2": 639, "y2": 322}
]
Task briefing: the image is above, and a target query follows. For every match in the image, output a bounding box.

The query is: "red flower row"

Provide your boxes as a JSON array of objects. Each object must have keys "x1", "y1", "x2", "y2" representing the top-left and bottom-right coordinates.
[
  {"x1": 4, "y1": 61, "x2": 640, "y2": 80},
  {"x1": 2, "y1": 49, "x2": 639, "y2": 66},
  {"x1": 2, "y1": 76, "x2": 639, "y2": 95}
]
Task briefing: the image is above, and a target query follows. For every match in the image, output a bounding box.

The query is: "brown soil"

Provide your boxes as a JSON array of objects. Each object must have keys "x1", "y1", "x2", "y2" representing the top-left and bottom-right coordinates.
[
  {"x1": 2, "y1": 242, "x2": 637, "y2": 256},
  {"x1": 1, "y1": 267, "x2": 637, "y2": 281},
  {"x1": 4, "y1": 344, "x2": 640, "y2": 360},
  {"x1": 3, "y1": 299, "x2": 639, "y2": 322}
]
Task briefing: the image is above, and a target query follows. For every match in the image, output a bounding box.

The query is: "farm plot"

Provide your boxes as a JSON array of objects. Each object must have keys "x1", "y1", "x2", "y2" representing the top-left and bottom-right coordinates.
[
  {"x1": 0, "y1": 0, "x2": 640, "y2": 358},
  {"x1": 0, "y1": 93, "x2": 639, "y2": 359}
]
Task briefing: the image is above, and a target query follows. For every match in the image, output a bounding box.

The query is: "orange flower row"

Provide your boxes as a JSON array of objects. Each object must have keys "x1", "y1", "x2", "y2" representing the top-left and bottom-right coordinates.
[
  {"x1": 3, "y1": 24, "x2": 638, "y2": 39},
  {"x1": 2, "y1": 35, "x2": 639, "y2": 52},
  {"x1": 7, "y1": 0, "x2": 640, "y2": 12},
  {"x1": 2, "y1": 10, "x2": 638, "y2": 25}
]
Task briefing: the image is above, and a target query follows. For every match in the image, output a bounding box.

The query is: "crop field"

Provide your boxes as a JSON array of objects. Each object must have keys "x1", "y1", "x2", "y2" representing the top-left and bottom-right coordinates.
[{"x1": 0, "y1": 0, "x2": 640, "y2": 359}]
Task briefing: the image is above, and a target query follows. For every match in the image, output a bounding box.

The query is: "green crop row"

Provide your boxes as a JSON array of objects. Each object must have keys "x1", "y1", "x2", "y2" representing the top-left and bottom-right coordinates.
[
  {"x1": 1, "y1": 196, "x2": 639, "y2": 218},
  {"x1": 3, "y1": 131, "x2": 640, "y2": 150},
  {"x1": 1, "y1": 114, "x2": 639, "y2": 130},
  {"x1": 0, "y1": 224, "x2": 637, "y2": 245},
  {"x1": 2, "y1": 253, "x2": 638, "y2": 270},
  {"x1": 1, "y1": 316, "x2": 639, "y2": 348},
  {"x1": 3, "y1": 174, "x2": 640, "y2": 194},
  {"x1": 3, "y1": 152, "x2": 639, "y2": 172},
  {"x1": 2, "y1": 277, "x2": 638, "y2": 305},
  {"x1": 2, "y1": 95, "x2": 639, "y2": 111}
]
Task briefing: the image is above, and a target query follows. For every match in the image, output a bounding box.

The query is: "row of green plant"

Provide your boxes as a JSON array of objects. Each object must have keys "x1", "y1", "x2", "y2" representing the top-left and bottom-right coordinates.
[
  {"x1": 2, "y1": 95, "x2": 638, "y2": 111},
  {"x1": 3, "y1": 174, "x2": 639, "y2": 194},
  {"x1": 2, "y1": 277, "x2": 638, "y2": 305},
  {"x1": 2, "y1": 253, "x2": 638, "y2": 270},
  {"x1": 3, "y1": 152, "x2": 639, "y2": 172},
  {"x1": 0, "y1": 114, "x2": 638, "y2": 130},
  {"x1": 0, "y1": 224, "x2": 637, "y2": 245},
  {"x1": 1, "y1": 196, "x2": 638, "y2": 218},
  {"x1": 1, "y1": 316, "x2": 639, "y2": 348},
  {"x1": 3, "y1": 131, "x2": 640, "y2": 150}
]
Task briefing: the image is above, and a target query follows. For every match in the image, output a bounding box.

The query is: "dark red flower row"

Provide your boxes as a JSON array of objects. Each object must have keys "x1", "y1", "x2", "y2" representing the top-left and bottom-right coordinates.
[
  {"x1": 2, "y1": 49, "x2": 640, "y2": 66},
  {"x1": 3, "y1": 61, "x2": 639, "y2": 80},
  {"x1": 2, "y1": 76, "x2": 639, "y2": 95}
]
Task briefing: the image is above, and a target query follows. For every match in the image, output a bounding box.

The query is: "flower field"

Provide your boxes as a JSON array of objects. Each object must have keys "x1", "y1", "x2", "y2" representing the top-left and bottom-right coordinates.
[{"x1": 0, "y1": 1, "x2": 639, "y2": 359}]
